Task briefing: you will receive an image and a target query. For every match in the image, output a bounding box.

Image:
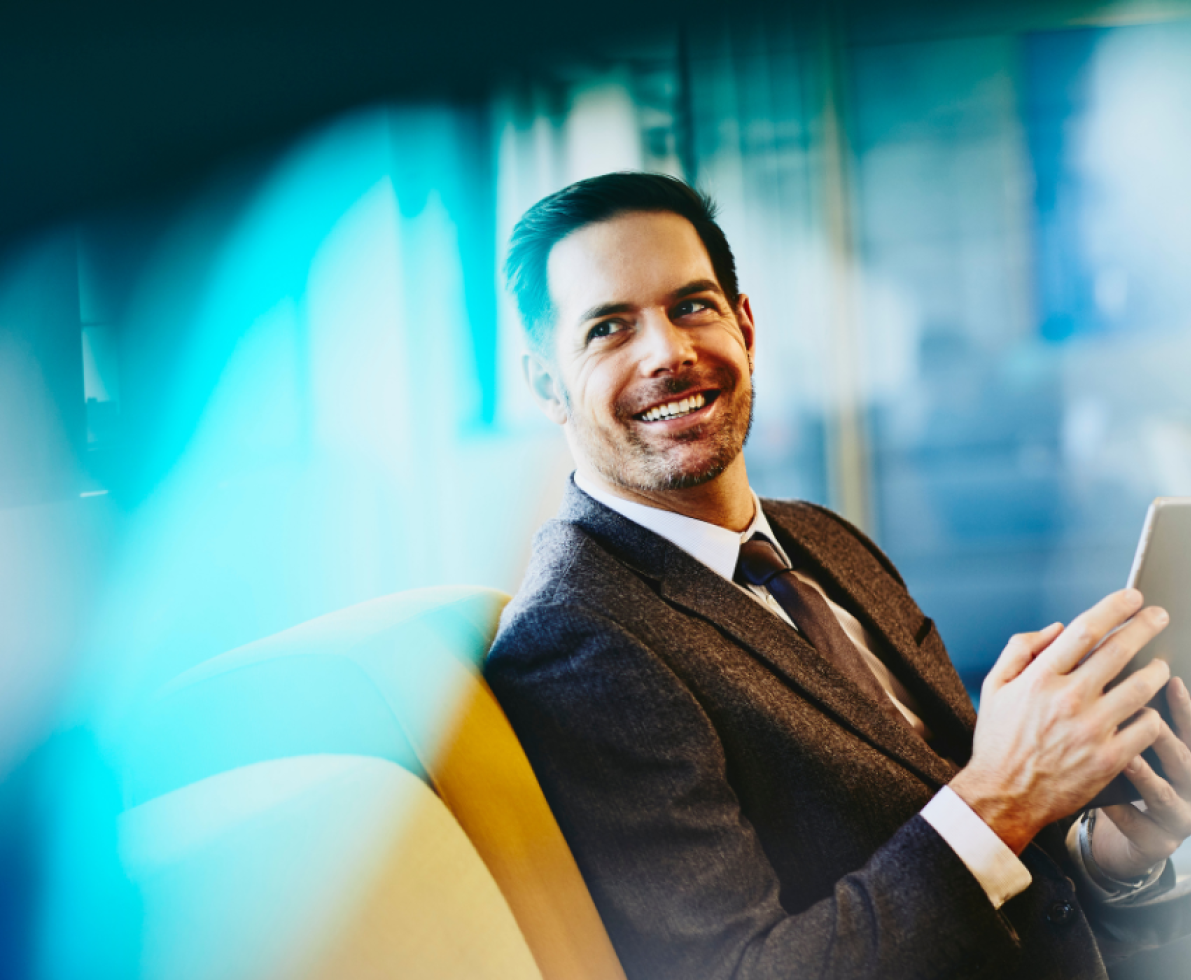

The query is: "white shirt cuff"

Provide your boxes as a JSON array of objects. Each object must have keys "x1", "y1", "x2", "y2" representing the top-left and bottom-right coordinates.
[{"x1": 921, "y1": 786, "x2": 1032, "y2": 909}]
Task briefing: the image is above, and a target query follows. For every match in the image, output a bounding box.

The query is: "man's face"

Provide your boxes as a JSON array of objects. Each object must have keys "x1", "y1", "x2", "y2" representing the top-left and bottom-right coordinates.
[{"x1": 535, "y1": 210, "x2": 755, "y2": 494}]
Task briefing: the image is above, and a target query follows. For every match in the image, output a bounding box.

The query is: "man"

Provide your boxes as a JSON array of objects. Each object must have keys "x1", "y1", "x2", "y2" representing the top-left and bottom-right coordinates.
[{"x1": 485, "y1": 172, "x2": 1191, "y2": 979}]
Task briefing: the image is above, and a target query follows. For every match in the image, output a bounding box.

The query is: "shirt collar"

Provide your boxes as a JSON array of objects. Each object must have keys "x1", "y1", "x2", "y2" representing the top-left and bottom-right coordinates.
[{"x1": 573, "y1": 471, "x2": 789, "y2": 582}]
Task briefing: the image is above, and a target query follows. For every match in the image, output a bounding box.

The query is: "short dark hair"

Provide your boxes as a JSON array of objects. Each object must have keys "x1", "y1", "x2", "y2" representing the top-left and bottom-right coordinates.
[{"x1": 505, "y1": 172, "x2": 740, "y2": 356}]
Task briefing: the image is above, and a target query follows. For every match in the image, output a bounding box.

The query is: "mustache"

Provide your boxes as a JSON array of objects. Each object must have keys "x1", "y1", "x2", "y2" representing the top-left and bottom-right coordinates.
[{"x1": 616, "y1": 366, "x2": 738, "y2": 419}]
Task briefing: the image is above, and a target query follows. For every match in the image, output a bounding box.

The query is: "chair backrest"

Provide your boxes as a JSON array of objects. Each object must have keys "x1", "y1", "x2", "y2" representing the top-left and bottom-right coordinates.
[
  {"x1": 121, "y1": 754, "x2": 545, "y2": 980},
  {"x1": 120, "y1": 586, "x2": 626, "y2": 980}
]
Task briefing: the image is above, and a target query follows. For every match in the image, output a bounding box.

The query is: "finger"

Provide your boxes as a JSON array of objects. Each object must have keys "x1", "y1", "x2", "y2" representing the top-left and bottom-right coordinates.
[
  {"x1": 1075, "y1": 605, "x2": 1169, "y2": 692},
  {"x1": 1101, "y1": 803, "x2": 1159, "y2": 844},
  {"x1": 1098, "y1": 659, "x2": 1171, "y2": 730},
  {"x1": 1033, "y1": 589, "x2": 1145, "y2": 675},
  {"x1": 1123, "y1": 752, "x2": 1191, "y2": 840},
  {"x1": 1112, "y1": 706, "x2": 1164, "y2": 763},
  {"x1": 1168, "y1": 677, "x2": 1191, "y2": 747},
  {"x1": 1146, "y1": 718, "x2": 1191, "y2": 800},
  {"x1": 1100, "y1": 802, "x2": 1168, "y2": 863},
  {"x1": 985, "y1": 623, "x2": 1064, "y2": 689}
]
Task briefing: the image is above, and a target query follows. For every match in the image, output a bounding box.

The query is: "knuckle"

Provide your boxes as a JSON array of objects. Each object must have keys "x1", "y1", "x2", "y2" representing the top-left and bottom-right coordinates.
[
  {"x1": 1152, "y1": 781, "x2": 1178, "y2": 809},
  {"x1": 1131, "y1": 674, "x2": 1162, "y2": 701},
  {"x1": 1029, "y1": 666, "x2": 1057, "y2": 694},
  {"x1": 1172, "y1": 741, "x2": 1191, "y2": 771},
  {"x1": 1092, "y1": 748, "x2": 1121, "y2": 781},
  {"x1": 1051, "y1": 689, "x2": 1083, "y2": 720},
  {"x1": 1127, "y1": 712, "x2": 1163, "y2": 746}
]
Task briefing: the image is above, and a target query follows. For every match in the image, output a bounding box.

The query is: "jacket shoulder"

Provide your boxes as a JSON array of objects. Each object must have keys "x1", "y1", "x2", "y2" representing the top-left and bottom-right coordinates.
[
  {"x1": 504, "y1": 517, "x2": 649, "y2": 611},
  {"x1": 489, "y1": 517, "x2": 658, "y2": 663}
]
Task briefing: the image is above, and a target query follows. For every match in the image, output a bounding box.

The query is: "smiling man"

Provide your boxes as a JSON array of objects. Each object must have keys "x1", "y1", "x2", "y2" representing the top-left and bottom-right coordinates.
[
  {"x1": 525, "y1": 207, "x2": 756, "y2": 522},
  {"x1": 485, "y1": 172, "x2": 1191, "y2": 980}
]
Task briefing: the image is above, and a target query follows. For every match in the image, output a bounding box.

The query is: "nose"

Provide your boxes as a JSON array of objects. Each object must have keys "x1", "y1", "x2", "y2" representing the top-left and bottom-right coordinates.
[{"x1": 637, "y1": 311, "x2": 696, "y2": 376}]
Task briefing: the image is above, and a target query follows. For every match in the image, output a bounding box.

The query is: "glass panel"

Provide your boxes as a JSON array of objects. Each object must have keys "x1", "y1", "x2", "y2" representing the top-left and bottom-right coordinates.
[{"x1": 853, "y1": 21, "x2": 1191, "y2": 684}]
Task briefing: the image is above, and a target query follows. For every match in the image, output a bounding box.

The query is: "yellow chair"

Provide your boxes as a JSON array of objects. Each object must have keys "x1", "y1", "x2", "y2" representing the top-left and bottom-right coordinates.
[{"x1": 119, "y1": 586, "x2": 626, "y2": 980}]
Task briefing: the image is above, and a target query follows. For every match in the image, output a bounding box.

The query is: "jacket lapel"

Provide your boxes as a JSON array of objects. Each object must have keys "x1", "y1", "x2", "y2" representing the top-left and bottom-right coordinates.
[
  {"x1": 762, "y1": 500, "x2": 978, "y2": 757},
  {"x1": 659, "y1": 554, "x2": 958, "y2": 788},
  {"x1": 561, "y1": 482, "x2": 959, "y2": 790}
]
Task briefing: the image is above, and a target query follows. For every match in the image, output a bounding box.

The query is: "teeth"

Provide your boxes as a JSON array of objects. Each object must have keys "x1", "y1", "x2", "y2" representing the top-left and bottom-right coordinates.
[{"x1": 640, "y1": 392, "x2": 707, "y2": 422}]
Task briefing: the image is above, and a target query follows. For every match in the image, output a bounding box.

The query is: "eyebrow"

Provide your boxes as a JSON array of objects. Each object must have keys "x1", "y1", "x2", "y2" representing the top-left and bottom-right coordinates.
[{"x1": 577, "y1": 279, "x2": 726, "y2": 325}]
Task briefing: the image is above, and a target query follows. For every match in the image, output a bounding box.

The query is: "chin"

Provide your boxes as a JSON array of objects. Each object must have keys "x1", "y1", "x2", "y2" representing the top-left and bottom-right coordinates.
[
  {"x1": 607, "y1": 446, "x2": 739, "y2": 494},
  {"x1": 652, "y1": 458, "x2": 732, "y2": 492}
]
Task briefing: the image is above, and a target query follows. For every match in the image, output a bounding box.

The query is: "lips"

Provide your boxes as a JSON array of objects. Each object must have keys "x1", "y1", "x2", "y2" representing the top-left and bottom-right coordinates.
[{"x1": 633, "y1": 390, "x2": 720, "y2": 423}]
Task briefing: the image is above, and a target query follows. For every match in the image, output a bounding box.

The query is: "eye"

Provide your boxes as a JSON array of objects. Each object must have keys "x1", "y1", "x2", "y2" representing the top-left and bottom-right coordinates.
[
  {"x1": 673, "y1": 298, "x2": 714, "y2": 318},
  {"x1": 586, "y1": 320, "x2": 624, "y2": 344}
]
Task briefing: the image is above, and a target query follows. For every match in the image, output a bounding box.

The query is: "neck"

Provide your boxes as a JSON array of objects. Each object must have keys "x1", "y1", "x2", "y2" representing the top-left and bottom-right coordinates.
[{"x1": 578, "y1": 454, "x2": 755, "y2": 532}]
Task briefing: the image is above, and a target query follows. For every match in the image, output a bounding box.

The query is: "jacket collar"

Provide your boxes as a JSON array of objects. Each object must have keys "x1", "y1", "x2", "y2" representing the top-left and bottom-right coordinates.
[
  {"x1": 558, "y1": 479, "x2": 964, "y2": 789},
  {"x1": 573, "y1": 470, "x2": 789, "y2": 582}
]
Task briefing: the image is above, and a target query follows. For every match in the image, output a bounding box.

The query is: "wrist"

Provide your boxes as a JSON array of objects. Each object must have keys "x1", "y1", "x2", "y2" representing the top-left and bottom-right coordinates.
[
  {"x1": 949, "y1": 768, "x2": 1044, "y2": 855},
  {"x1": 1084, "y1": 808, "x2": 1163, "y2": 886},
  {"x1": 1071, "y1": 809, "x2": 1170, "y2": 905}
]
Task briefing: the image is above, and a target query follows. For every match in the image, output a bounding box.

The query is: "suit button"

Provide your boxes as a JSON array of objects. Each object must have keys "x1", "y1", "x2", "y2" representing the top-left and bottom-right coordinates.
[{"x1": 1047, "y1": 900, "x2": 1075, "y2": 926}]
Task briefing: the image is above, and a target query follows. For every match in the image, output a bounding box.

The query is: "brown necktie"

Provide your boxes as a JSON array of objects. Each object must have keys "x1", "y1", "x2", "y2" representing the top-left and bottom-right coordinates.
[{"x1": 734, "y1": 534, "x2": 911, "y2": 728}]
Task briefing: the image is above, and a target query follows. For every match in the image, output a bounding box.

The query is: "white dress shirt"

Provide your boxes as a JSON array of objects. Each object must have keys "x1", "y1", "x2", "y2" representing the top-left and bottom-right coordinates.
[{"x1": 574, "y1": 472, "x2": 1032, "y2": 909}]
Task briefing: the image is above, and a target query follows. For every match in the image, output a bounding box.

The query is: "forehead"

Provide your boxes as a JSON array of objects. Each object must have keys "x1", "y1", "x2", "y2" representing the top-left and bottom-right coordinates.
[{"x1": 546, "y1": 211, "x2": 717, "y2": 324}]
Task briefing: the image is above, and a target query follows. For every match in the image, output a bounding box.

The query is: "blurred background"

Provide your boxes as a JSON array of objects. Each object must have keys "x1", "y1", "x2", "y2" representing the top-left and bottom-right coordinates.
[{"x1": 5, "y1": 0, "x2": 1191, "y2": 976}]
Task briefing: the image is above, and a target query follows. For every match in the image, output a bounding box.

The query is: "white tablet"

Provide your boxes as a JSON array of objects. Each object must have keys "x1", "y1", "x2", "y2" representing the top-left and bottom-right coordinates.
[
  {"x1": 1092, "y1": 497, "x2": 1191, "y2": 806},
  {"x1": 1122, "y1": 497, "x2": 1191, "y2": 698}
]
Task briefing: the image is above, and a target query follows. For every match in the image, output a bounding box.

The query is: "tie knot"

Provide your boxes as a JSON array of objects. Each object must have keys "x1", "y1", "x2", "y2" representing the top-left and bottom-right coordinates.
[{"x1": 734, "y1": 535, "x2": 789, "y2": 587}]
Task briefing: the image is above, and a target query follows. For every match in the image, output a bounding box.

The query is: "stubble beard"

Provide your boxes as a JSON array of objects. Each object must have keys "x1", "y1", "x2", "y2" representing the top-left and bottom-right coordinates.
[{"x1": 565, "y1": 368, "x2": 755, "y2": 494}]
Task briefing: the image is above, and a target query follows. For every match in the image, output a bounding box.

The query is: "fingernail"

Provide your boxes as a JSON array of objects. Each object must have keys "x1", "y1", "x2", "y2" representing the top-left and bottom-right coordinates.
[
  {"x1": 1154, "y1": 607, "x2": 1170, "y2": 625},
  {"x1": 1125, "y1": 588, "x2": 1144, "y2": 605}
]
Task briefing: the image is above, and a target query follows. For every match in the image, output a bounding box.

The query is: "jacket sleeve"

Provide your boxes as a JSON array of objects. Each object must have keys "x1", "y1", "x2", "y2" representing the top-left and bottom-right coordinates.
[{"x1": 485, "y1": 601, "x2": 1027, "y2": 980}]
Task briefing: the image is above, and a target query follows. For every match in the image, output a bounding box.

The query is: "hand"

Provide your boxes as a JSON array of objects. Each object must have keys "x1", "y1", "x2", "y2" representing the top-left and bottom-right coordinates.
[
  {"x1": 1092, "y1": 677, "x2": 1191, "y2": 880},
  {"x1": 950, "y1": 589, "x2": 1170, "y2": 854}
]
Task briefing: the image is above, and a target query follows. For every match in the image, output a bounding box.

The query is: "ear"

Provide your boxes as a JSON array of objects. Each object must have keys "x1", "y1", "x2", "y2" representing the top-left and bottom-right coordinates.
[
  {"x1": 522, "y1": 351, "x2": 568, "y2": 425},
  {"x1": 735, "y1": 294, "x2": 756, "y2": 370}
]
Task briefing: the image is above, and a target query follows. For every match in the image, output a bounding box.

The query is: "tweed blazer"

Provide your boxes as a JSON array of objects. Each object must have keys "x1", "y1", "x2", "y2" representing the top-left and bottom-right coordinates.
[{"x1": 485, "y1": 481, "x2": 1191, "y2": 980}]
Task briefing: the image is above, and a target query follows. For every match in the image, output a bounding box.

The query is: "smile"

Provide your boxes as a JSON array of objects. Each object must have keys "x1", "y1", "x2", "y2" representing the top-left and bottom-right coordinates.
[{"x1": 635, "y1": 391, "x2": 717, "y2": 423}]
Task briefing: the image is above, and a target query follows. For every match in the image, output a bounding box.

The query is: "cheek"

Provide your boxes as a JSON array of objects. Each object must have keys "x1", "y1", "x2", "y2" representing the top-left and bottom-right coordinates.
[
  {"x1": 573, "y1": 362, "x2": 627, "y2": 418},
  {"x1": 713, "y1": 326, "x2": 751, "y2": 358},
  {"x1": 721, "y1": 340, "x2": 753, "y2": 376}
]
